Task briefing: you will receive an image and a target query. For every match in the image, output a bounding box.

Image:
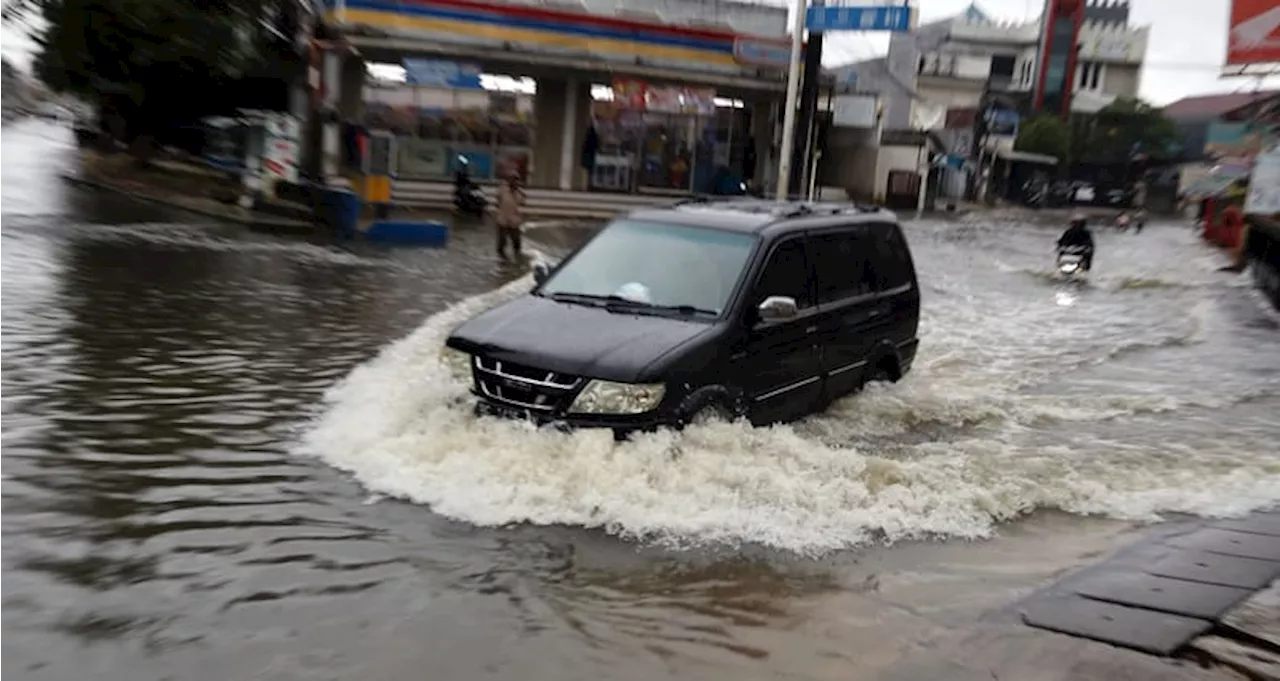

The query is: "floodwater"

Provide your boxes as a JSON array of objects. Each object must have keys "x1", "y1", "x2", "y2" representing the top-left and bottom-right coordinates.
[{"x1": 3, "y1": 119, "x2": 1278, "y2": 681}]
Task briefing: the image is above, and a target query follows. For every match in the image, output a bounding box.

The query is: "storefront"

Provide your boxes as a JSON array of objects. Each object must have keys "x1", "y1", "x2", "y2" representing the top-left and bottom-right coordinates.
[
  {"x1": 589, "y1": 79, "x2": 754, "y2": 195},
  {"x1": 362, "y1": 58, "x2": 535, "y2": 182},
  {"x1": 364, "y1": 69, "x2": 758, "y2": 195}
]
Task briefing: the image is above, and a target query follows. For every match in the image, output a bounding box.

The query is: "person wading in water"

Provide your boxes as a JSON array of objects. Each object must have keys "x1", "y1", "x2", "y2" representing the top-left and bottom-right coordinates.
[{"x1": 496, "y1": 172, "x2": 525, "y2": 260}]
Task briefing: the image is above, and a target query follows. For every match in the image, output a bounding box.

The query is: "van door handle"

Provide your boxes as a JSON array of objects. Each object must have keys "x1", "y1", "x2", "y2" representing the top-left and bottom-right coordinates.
[{"x1": 805, "y1": 325, "x2": 818, "y2": 334}]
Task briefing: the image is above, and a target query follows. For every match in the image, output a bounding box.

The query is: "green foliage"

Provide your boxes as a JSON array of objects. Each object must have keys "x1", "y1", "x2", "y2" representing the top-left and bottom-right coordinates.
[
  {"x1": 1014, "y1": 98, "x2": 1183, "y2": 166},
  {"x1": 13, "y1": 0, "x2": 295, "y2": 139},
  {"x1": 1076, "y1": 97, "x2": 1183, "y2": 162},
  {"x1": 1014, "y1": 115, "x2": 1071, "y2": 162}
]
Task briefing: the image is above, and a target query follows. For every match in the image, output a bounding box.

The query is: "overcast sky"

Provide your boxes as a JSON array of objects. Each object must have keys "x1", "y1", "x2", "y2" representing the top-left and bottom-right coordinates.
[{"x1": 2, "y1": 0, "x2": 1275, "y2": 105}]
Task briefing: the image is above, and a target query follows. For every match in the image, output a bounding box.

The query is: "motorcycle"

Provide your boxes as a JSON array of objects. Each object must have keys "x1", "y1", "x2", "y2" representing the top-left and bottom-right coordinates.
[
  {"x1": 453, "y1": 157, "x2": 487, "y2": 217},
  {"x1": 454, "y1": 182, "x2": 486, "y2": 217},
  {"x1": 1056, "y1": 245, "x2": 1091, "y2": 279}
]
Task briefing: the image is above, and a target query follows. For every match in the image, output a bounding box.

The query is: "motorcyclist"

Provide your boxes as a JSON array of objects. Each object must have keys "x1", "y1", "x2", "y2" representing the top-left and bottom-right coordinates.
[
  {"x1": 453, "y1": 156, "x2": 483, "y2": 214},
  {"x1": 454, "y1": 156, "x2": 475, "y2": 195},
  {"x1": 1058, "y1": 213, "x2": 1095, "y2": 271}
]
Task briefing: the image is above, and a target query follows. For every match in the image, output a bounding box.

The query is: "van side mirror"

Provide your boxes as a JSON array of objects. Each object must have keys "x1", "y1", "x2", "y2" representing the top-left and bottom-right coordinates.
[
  {"x1": 757, "y1": 296, "x2": 798, "y2": 323},
  {"x1": 532, "y1": 261, "x2": 551, "y2": 286}
]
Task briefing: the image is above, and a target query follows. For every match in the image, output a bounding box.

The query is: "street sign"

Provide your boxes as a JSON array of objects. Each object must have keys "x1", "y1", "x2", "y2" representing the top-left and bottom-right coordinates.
[{"x1": 805, "y1": 5, "x2": 912, "y2": 33}]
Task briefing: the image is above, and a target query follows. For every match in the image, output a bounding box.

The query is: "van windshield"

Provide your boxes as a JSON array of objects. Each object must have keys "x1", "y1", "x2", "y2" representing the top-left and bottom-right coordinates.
[{"x1": 538, "y1": 219, "x2": 757, "y2": 316}]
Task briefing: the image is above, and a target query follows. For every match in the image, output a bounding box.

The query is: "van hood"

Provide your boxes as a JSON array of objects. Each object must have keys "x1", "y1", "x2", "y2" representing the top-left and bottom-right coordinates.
[{"x1": 446, "y1": 294, "x2": 712, "y2": 382}]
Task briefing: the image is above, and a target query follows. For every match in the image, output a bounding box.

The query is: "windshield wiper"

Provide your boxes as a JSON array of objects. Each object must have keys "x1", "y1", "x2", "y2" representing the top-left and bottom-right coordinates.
[
  {"x1": 629, "y1": 302, "x2": 718, "y2": 317},
  {"x1": 546, "y1": 292, "x2": 608, "y2": 306},
  {"x1": 546, "y1": 292, "x2": 716, "y2": 317}
]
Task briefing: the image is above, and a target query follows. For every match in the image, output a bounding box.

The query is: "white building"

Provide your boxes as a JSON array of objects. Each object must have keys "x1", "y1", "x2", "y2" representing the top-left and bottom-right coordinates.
[{"x1": 830, "y1": 1, "x2": 1149, "y2": 129}]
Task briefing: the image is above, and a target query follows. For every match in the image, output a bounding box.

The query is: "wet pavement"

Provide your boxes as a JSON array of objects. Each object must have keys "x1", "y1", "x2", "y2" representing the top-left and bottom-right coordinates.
[{"x1": 3, "y1": 118, "x2": 1279, "y2": 681}]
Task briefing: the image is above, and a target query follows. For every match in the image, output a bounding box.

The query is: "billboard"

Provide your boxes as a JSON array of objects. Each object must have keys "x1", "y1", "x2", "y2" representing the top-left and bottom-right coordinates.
[
  {"x1": 403, "y1": 59, "x2": 483, "y2": 89},
  {"x1": 1245, "y1": 143, "x2": 1280, "y2": 215},
  {"x1": 1227, "y1": 0, "x2": 1280, "y2": 66},
  {"x1": 832, "y1": 95, "x2": 876, "y2": 128}
]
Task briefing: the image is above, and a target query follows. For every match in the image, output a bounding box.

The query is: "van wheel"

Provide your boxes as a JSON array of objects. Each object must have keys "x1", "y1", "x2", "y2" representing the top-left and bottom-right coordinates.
[
  {"x1": 686, "y1": 401, "x2": 737, "y2": 427},
  {"x1": 862, "y1": 363, "x2": 896, "y2": 390}
]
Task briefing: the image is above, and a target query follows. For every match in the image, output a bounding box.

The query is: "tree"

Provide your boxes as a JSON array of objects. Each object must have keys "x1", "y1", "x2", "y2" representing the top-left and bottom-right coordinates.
[
  {"x1": 1073, "y1": 97, "x2": 1183, "y2": 163},
  {"x1": 1015, "y1": 115, "x2": 1071, "y2": 162},
  {"x1": 8, "y1": 0, "x2": 305, "y2": 158}
]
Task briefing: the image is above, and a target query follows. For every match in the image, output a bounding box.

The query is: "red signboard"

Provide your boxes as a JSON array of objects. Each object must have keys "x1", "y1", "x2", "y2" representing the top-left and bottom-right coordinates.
[
  {"x1": 612, "y1": 78, "x2": 648, "y2": 110},
  {"x1": 945, "y1": 107, "x2": 977, "y2": 129},
  {"x1": 1226, "y1": 0, "x2": 1280, "y2": 66}
]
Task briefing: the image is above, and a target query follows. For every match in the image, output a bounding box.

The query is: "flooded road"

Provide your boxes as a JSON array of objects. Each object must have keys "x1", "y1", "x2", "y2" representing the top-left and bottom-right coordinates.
[{"x1": 3, "y1": 119, "x2": 1278, "y2": 681}]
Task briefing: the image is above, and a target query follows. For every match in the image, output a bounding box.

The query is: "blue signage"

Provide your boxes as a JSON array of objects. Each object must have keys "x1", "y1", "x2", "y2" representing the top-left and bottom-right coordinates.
[
  {"x1": 805, "y1": 5, "x2": 912, "y2": 33},
  {"x1": 403, "y1": 59, "x2": 483, "y2": 89},
  {"x1": 733, "y1": 38, "x2": 792, "y2": 67},
  {"x1": 985, "y1": 108, "x2": 1020, "y2": 137}
]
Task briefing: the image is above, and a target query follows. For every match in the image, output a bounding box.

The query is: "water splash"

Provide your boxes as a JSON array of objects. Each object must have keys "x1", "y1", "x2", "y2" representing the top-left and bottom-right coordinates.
[{"x1": 301, "y1": 228, "x2": 1280, "y2": 555}]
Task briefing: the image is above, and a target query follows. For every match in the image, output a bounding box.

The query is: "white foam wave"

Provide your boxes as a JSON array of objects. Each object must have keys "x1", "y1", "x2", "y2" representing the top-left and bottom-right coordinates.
[{"x1": 300, "y1": 272, "x2": 1280, "y2": 555}]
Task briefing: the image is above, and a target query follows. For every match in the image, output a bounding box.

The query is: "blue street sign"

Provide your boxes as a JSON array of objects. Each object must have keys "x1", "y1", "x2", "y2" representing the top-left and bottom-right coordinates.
[{"x1": 805, "y1": 5, "x2": 912, "y2": 33}]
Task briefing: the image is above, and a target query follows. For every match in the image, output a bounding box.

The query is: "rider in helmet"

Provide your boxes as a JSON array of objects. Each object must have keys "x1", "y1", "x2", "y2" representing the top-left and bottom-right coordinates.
[
  {"x1": 454, "y1": 155, "x2": 473, "y2": 192},
  {"x1": 1058, "y1": 213, "x2": 1095, "y2": 271}
]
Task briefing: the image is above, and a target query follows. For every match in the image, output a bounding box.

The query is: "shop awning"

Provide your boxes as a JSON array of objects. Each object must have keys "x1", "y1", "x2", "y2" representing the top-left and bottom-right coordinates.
[
  {"x1": 347, "y1": 35, "x2": 788, "y2": 97},
  {"x1": 995, "y1": 149, "x2": 1059, "y2": 166}
]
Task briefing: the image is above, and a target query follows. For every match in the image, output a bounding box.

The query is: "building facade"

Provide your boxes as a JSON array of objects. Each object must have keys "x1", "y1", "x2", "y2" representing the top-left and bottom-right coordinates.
[
  {"x1": 823, "y1": 1, "x2": 1148, "y2": 201},
  {"x1": 317, "y1": 0, "x2": 794, "y2": 193},
  {"x1": 832, "y1": 1, "x2": 1147, "y2": 127}
]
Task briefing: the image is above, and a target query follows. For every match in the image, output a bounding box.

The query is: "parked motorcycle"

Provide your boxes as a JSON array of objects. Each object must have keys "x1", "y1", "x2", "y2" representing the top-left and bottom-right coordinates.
[{"x1": 453, "y1": 157, "x2": 486, "y2": 217}]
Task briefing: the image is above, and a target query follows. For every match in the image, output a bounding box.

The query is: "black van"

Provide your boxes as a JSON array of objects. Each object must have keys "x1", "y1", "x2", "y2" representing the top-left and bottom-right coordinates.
[{"x1": 443, "y1": 200, "x2": 921, "y2": 439}]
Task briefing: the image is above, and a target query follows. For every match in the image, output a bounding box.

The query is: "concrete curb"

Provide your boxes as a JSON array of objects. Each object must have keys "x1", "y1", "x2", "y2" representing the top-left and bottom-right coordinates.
[{"x1": 60, "y1": 173, "x2": 315, "y2": 233}]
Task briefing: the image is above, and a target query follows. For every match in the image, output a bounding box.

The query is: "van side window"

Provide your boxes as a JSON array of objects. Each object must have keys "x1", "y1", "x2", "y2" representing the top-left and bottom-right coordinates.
[
  {"x1": 754, "y1": 237, "x2": 815, "y2": 310},
  {"x1": 810, "y1": 228, "x2": 876, "y2": 303},
  {"x1": 867, "y1": 223, "x2": 912, "y2": 290}
]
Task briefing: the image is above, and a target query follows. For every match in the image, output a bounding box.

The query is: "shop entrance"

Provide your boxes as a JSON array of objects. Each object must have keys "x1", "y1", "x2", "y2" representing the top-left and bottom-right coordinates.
[{"x1": 589, "y1": 79, "x2": 753, "y2": 195}]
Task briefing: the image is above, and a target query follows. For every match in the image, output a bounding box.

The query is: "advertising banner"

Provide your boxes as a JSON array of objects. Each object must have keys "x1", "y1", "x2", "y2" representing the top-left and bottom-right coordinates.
[
  {"x1": 397, "y1": 138, "x2": 449, "y2": 177},
  {"x1": 646, "y1": 86, "x2": 682, "y2": 113},
  {"x1": 732, "y1": 38, "x2": 791, "y2": 67},
  {"x1": 681, "y1": 88, "x2": 717, "y2": 116},
  {"x1": 1245, "y1": 143, "x2": 1280, "y2": 215},
  {"x1": 612, "y1": 78, "x2": 648, "y2": 110},
  {"x1": 1226, "y1": 0, "x2": 1280, "y2": 66},
  {"x1": 403, "y1": 59, "x2": 483, "y2": 89}
]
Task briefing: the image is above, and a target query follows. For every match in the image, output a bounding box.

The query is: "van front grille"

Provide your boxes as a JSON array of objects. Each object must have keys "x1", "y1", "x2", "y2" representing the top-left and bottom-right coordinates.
[{"x1": 473, "y1": 357, "x2": 582, "y2": 413}]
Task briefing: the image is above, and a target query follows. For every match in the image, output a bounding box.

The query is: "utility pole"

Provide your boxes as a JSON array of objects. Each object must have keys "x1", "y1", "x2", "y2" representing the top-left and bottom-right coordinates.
[
  {"x1": 793, "y1": 0, "x2": 824, "y2": 198},
  {"x1": 774, "y1": 0, "x2": 807, "y2": 200}
]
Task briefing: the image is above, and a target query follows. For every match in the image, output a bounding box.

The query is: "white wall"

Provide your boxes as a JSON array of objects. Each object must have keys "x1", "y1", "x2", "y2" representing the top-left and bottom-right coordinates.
[
  {"x1": 1077, "y1": 22, "x2": 1148, "y2": 65},
  {"x1": 874, "y1": 145, "x2": 922, "y2": 202}
]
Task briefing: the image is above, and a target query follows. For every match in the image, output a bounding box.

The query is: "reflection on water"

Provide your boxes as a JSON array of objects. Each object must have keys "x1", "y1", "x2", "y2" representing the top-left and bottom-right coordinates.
[{"x1": 3, "y1": 119, "x2": 1279, "y2": 681}]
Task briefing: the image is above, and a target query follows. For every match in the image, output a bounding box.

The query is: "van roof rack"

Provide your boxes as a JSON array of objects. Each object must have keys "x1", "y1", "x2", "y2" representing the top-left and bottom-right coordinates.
[{"x1": 669, "y1": 197, "x2": 884, "y2": 218}]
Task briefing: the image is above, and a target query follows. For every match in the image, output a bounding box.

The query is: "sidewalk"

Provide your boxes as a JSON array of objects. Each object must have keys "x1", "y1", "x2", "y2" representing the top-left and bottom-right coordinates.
[{"x1": 62, "y1": 151, "x2": 314, "y2": 232}]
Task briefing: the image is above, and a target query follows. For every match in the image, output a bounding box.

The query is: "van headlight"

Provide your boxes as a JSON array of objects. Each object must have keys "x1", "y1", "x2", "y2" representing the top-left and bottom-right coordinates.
[
  {"x1": 569, "y1": 380, "x2": 665, "y2": 415},
  {"x1": 438, "y1": 346, "x2": 473, "y2": 382}
]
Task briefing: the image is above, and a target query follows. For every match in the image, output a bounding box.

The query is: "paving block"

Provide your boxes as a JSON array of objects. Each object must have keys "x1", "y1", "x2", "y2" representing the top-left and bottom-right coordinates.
[
  {"x1": 1167, "y1": 528, "x2": 1280, "y2": 562},
  {"x1": 1188, "y1": 635, "x2": 1280, "y2": 681},
  {"x1": 1221, "y1": 579, "x2": 1280, "y2": 649},
  {"x1": 1073, "y1": 570, "x2": 1253, "y2": 620},
  {"x1": 1021, "y1": 595, "x2": 1213, "y2": 656},
  {"x1": 1148, "y1": 550, "x2": 1280, "y2": 590},
  {"x1": 1212, "y1": 513, "x2": 1280, "y2": 538}
]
